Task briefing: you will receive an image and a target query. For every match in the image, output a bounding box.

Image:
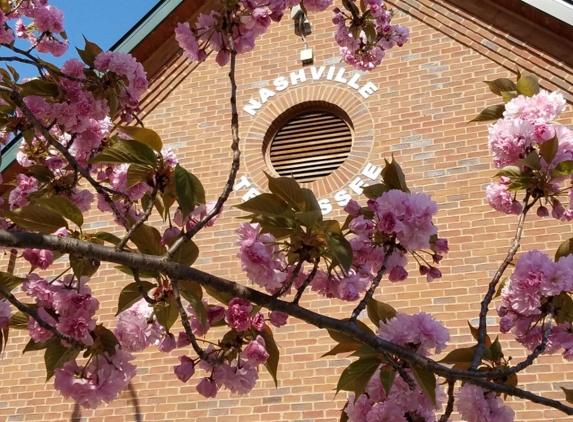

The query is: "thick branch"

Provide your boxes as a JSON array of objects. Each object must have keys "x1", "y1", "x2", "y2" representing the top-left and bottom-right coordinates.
[
  {"x1": 470, "y1": 194, "x2": 535, "y2": 370},
  {"x1": 0, "y1": 230, "x2": 572, "y2": 415}
]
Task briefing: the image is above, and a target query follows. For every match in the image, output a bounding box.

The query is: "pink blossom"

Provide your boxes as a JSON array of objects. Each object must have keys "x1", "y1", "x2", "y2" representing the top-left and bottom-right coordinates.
[
  {"x1": 54, "y1": 349, "x2": 136, "y2": 409},
  {"x1": 115, "y1": 299, "x2": 163, "y2": 352},
  {"x1": 251, "y1": 312, "x2": 265, "y2": 331},
  {"x1": 218, "y1": 362, "x2": 259, "y2": 395},
  {"x1": 174, "y1": 355, "x2": 195, "y2": 382},
  {"x1": 158, "y1": 333, "x2": 177, "y2": 353},
  {"x1": 0, "y1": 11, "x2": 14, "y2": 43},
  {"x1": 344, "y1": 199, "x2": 361, "y2": 216},
  {"x1": 70, "y1": 189, "x2": 94, "y2": 212},
  {"x1": 269, "y1": 311, "x2": 288, "y2": 328},
  {"x1": 456, "y1": 384, "x2": 514, "y2": 422},
  {"x1": 345, "y1": 394, "x2": 373, "y2": 421},
  {"x1": 22, "y1": 248, "x2": 54, "y2": 270},
  {"x1": 485, "y1": 182, "x2": 514, "y2": 214},
  {"x1": 196, "y1": 377, "x2": 218, "y2": 398},
  {"x1": 28, "y1": 307, "x2": 56, "y2": 343},
  {"x1": 207, "y1": 305, "x2": 226, "y2": 325},
  {"x1": 488, "y1": 118, "x2": 534, "y2": 168},
  {"x1": 504, "y1": 90, "x2": 566, "y2": 125},
  {"x1": 0, "y1": 300, "x2": 11, "y2": 329},
  {"x1": 240, "y1": 335, "x2": 269, "y2": 366},
  {"x1": 176, "y1": 332, "x2": 191, "y2": 348},
  {"x1": 22, "y1": 275, "x2": 54, "y2": 307},
  {"x1": 175, "y1": 22, "x2": 206, "y2": 62},
  {"x1": 31, "y1": 5, "x2": 65, "y2": 33},
  {"x1": 226, "y1": 298, "x2": 252, "y2": 332}
]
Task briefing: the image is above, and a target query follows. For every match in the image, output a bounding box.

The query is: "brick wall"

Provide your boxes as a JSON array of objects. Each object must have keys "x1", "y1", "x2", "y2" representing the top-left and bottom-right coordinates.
[{"x1": 1, "y1": 0, "x2": 573, "y2": 421}]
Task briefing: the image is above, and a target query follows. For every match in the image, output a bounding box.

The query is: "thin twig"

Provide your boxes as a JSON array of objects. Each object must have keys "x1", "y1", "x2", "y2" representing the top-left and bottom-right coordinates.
[
  {"x1": 349, "y1": 243, "x2": 394, "y2": 322},
  {"x1": 470, "y1": 193, "x2": 536, "y2": 370},
  {"x1": 293, "y1": 258, "x2": 319, "y2": 305},
  {"x1": 0, "y1": 283, "x2": 82, "y2": 349},
  {"x1": 116, "y1": 185, "x2": 159, "y2": 251},
  {"x1": 439, "y1": 379, "x2": 455, "y2": 422},
  {"x1": 273, "y1": 259, "x2": 304, "y2": 299},
  {"x1": 132, "y1": 268, "x2": 156, "y2": 305},
  {"x1": 381, "y1": 351, "x2": 416, "y2": 390},
  {"x1": 0, "y1": 54, "x2": 88, "y2": 83},
  {"x1": 164, "y1": 17, "x2": 241, "y2": 260}
]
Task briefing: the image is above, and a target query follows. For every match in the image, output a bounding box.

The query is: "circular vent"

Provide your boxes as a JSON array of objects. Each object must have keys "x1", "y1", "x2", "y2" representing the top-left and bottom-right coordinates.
[{"x1": 266, "y1": 106, "x2": 353, "y2": 184}]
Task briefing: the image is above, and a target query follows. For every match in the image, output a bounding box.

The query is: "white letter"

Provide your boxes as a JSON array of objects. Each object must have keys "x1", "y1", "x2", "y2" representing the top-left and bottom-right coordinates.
[
  {"x1": 290, "y1": 69, "x2": 307, "y2": 85},
  {"x1": 349, "y1": 177, "x2": 365, "y2": 195},
  {"x1": 347, "y1": 73, "x2": 361, "y2": 90},
  {"x1": 310, "y1": 66, "x2": 326, "y2": 80},
  {"x1": 361, "y1": 163, "x2": 382, "y2": 181},
  {"x1": 274, "y1": 76, "x2": 288, "y2": 91},
  {"x1": 243, "y1": 99, "x2": 262, "y2": 116},
  {"x1": 334, "y1": 68, "x2": 347, "y2": 84},
  {"x1": 358, "y1": 82, "x2": 378, "y2": 99},
  {"x1": 233, "y1": 175, "x2": 251, "y2": 191},
  {"x1": 319, "y1": 199, "x2": 333, "y2": 215},
  {"x1": 326, "y1": 66, "x2": 336, "y2": 80},
  {"x1": 334, "y1": 190, "x2": 352, "y2": 207},
  {"x1": 259, "y1": 88, "x2": 275, "y2": 104},
  {"x1": 242, "y1": 188, "x2": 260, "y2": 201}
]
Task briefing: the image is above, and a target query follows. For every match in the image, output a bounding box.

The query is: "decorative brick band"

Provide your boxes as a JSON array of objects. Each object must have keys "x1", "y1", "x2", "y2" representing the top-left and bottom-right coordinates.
[{"x1": 242, "y1": 81, "x2": 375, "y2": 198}]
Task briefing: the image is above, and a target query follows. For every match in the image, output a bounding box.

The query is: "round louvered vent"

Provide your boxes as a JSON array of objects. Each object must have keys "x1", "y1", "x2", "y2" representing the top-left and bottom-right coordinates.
[{"x1": 265, "y1": 104, "x2": 353, "y2": 184}]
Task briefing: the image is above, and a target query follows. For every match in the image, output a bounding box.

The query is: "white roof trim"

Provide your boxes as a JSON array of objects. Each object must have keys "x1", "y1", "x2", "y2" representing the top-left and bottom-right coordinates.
[{"x1": 521, "y1": 0, "x2": 573, "y2": 26}]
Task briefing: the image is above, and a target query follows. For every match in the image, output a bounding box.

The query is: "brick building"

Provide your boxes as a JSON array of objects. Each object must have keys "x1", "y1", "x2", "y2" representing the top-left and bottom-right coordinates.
[{"x1": 1, "y1": 0, "x2": 573, "y2": 420}]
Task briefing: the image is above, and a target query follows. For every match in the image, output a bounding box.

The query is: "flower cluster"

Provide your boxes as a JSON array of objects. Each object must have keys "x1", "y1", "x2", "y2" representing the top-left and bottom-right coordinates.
[
  {"x1": 23, "y1": 275, "x2": 99, "y2": 347},
  {"x1": 114, "y1": 299, "x2": 164, "y2": 353},
  {"x1": 333, "y1": 0, "x2": 409, "y2": 71},
  {"x1": 345, "y1": 367, "x2": 445, "y2": 421},
  {"x1": 456, "y1": 384, "x2": 515, "y2": 422},
  {"x1": 498, "y1": 250, "x2": 573, "y2": 358},
  {"x1": 486, "y1": 89, "x2": 573, "y2": 217},
  {"x1": 54, "y1": 348, "x2": 136, "y2": 409}
]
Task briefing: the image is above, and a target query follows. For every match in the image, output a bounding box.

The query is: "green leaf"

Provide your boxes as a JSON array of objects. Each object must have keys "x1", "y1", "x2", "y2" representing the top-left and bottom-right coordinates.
[
  {"x1": 490, "y1": 336, "x2": 502, "y2": 361},
  {"x1": 0, "y1": 272, "x2": 27, "y2": 297},
  {"x1": 90, "y1": 139, "x2": 157, "y2": 168},
  {"x1": 469, "y1": 104, "x2": 505, "y2": 123},
  {"x1": 70, "y1": 255, "x2": 100, "y2": 278},
  {"x1": 340, "y1": 402, "x2": 349, "y2": 422},
  {"x1": 154, "y1": 294, "x2": 179, "y2": 333},
  {"x1": 179, "y1": 280, "x2": 206, "y2": 330},
  {"x1": 321, "y1": 342, "x2": 362, "y2": 358},
  {"x1": 172, "y1": 239, "x2": 199, "y2": 267},
  {"x1": 27, "y1": 165, "x2": 55, "y2": 183},
  {"x1": 20, "y1": 79, "x2": 60, "y2": 98},
  {"x1": 301, "y1": 188, "x2": 321, "y2": 213},
  {"x1": 9, "y1": 311, "x2": 29, "y2": 329},
  {"x1": 553, "y1": 292, "x2": 573, "y2": 325},
  {"x1": 266, "y1": 174, "x2": 306, "y2": 212},
  {"x1": 550, "y1": 160, "x2": 573, "y2": 178},
  {"x1": 561, "y1": 387, "x2": 573, "y2": 405},
  {"x1": 379, "y1": 365, "x2": 396, "y2": 396},
  {"x1": 130, "y1": 223, "x2": 166, "y2": 256},
  {"x1": 2, "y1": 205, "x2": 68, "y2": 234},
  {"x1": 325, "y1": 229, "x2": 353, "y2": 273},
  {"x1": 335, "y1": 357, "x2": 381, "y2": 397},
  {"x1": 484, "y1": 78, "x2": 518, "y2": 96},
  {"x1": 23, "y1": 337, "x2": 54, "y2": 353},
  {"x1": 203, "y1": 284, "x2": 234, "y2": 306},
  {"x1": 93, "y1": 232, "x2": 123, "y2": 246},
  {"x1": 516, "y1": 71, "x2": 539, "y2": 97},
  {"x1": 539, "y1": 135, "x2": 558, "y2": 166},
  {"x1": 366, "y1": 298, "x2": 397, "y2": 326},
  {"x1": 44, "y1": 342, "x2": 80, "y2": 381},
  {"x1": 327, "y1": 319, "x2": 375, "y2": 345},
  {"x1": 127, "y1": 164, "x2": 152, "y2": 188},
  {"x1": 411, "y1": 366, "x2": 436, "y2": 406},
  {"x1": 115, "y1": 280, "x2": 156, "y2": 315},
  {"x1": 295, "y1": 210, "x2": 322, "y2": 228},
  {"x1": 517, "y1": 152, "x2": 541, "y2": 171},
  {"x1": 34, "y1": 196, "x2": 84, "y2": 228},
  {"x1": 350, "y1": 344, "x2": 380, "y2": 358},
  {"x1": 235, "y1": 193, "x2": 293, "y2": 218},
  {"x1": 381, "y1": 158, "x2": 409, "y2": 192},
  {"x1": 174, "y1": 164, "x2": 196, "y2": 219},
  {"x1": 115, "y1": 266, "x2": 160, "y2": 279},
  {"x1": 76, "y1": 36, "x2": 103, "y2": 67},
  {"x1": 260, "y1": 324, "x2": 280, "y2": 387},
  {"x1": 555, "y1": 238, "x2": 573, "y2": 261},
  {"x1": 93, "y1": 325, "x2": 119, "y2": 356},
  {"x1": 495, "y1": 165, "x2": 522, "y2": 178},
  {"x1": 362, "y1": 183, "x2": 390, "y2": 199},
  {"x1": 117, "y1": 125, "x2": 163, "y2": 152},
  {"x1": 439, "y1": 346, "x2": 480, "y2": 364},
  {"x1": 468, "y1": 321, "x2": 492, "y2": 347},
  {"x1": 501, "y1": 91, "x2": 518, "y2": 103}
]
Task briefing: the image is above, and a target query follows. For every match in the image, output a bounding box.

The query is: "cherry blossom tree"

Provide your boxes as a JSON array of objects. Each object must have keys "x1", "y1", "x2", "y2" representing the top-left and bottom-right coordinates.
[{"x1": 0, "y1": 0, "x2": 572, "y2": 421}]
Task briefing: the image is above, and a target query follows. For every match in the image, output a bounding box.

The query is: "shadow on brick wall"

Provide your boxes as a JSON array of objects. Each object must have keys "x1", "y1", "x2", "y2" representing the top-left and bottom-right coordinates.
[{"x1": 70, "y1": 382, "x2": 143, "y2": 422}]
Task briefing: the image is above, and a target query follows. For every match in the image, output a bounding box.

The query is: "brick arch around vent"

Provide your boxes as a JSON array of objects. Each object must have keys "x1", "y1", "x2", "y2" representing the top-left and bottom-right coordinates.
[{"x1": 243, "y1": 83, "x2": 375, "y2": 199}]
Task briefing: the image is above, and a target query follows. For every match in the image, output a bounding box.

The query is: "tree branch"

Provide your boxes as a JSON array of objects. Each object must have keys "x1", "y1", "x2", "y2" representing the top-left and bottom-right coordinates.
[
  {"x1": 439, "y1": 379, "x2": 456, "y2": 422},
  {"x1": 0, "y1": 229, "x2": 572, "y2": 415},
  {"x1": 470, "y1": 193, "x2": 536, "y2": 370},
  {"x1": 116, "y1": 185, "x2": 159, "y2": 251}
]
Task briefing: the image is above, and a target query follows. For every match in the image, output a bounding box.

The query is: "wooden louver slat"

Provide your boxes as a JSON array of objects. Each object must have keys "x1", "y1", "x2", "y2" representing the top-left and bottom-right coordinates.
[{"x1": 269, "y1": 111, "x2": 352, "y2": 183}]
